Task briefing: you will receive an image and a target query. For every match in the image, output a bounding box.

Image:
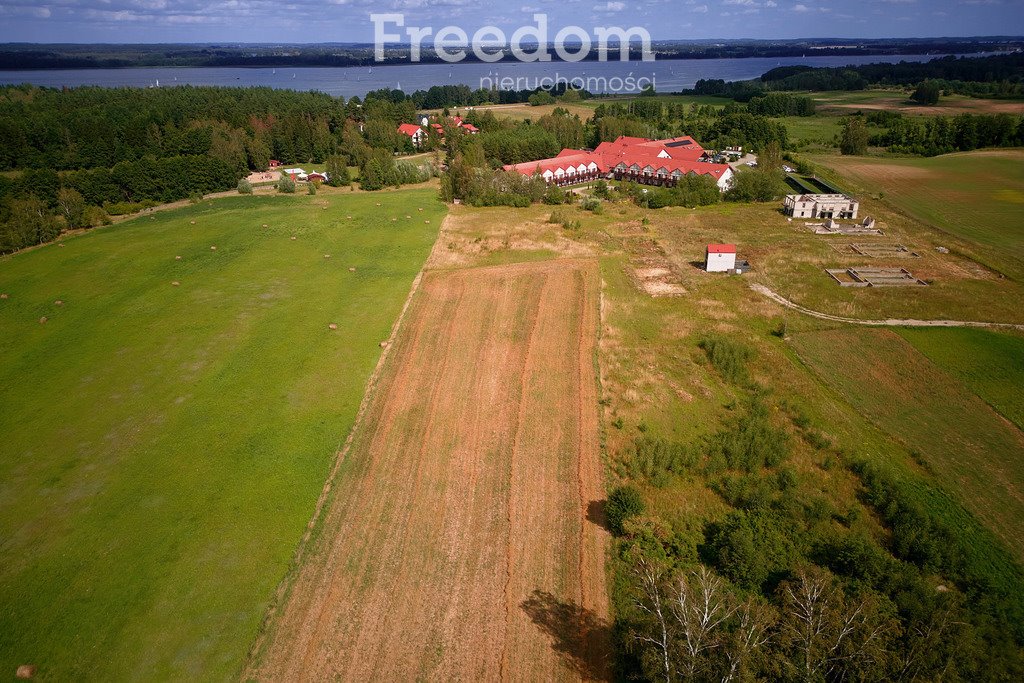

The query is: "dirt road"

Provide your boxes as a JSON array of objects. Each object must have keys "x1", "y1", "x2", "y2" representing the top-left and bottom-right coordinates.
[
  {"x1": 248, "y1": 259, "x2": 610, "y2": 681},
  {"x1": 752, "y1": 283, "x2": 1024, "y2": 330}
]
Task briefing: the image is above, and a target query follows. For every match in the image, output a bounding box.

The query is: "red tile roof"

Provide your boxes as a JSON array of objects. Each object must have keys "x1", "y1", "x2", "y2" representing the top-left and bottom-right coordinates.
[
  {"x1": 503, "y1": 135, "x2": 729, "y2": 182},
  {"x1": 707, "y1": 244, "x2": 736, "y2": 254},
  {"x1": 398, "y1": 123, "x2": 421, "y2": 136}
]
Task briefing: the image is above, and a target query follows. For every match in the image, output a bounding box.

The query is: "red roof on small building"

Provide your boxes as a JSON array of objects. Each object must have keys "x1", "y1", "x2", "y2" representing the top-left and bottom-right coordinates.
[
  {"x1": 398, "y1": 123, "x2": 422, "y2": 136},
  {"x1": 707, "y1": 244, "x2": 736, "y2": 254}
]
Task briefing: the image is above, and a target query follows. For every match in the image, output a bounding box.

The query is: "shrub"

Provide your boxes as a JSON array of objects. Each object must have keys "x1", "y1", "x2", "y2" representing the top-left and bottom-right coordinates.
[
  {"x1": 580, "y1": 196, "x2": 602, "y2": 213},
  {"x1": 277, "y1": 175, "x2": 296, "y2": 193},
  {"x1": 606, "y1": 485, "x2": 645, "y2": 535},
  {"x1": 699, "y1": 334, "x2": 755, "y2": 385},
  {"x1": 307, "y1": 182, "x2": 317, "y2": 195},
  {"x1": 237, "y1": 179, "x2": 253, "y2": 194}
]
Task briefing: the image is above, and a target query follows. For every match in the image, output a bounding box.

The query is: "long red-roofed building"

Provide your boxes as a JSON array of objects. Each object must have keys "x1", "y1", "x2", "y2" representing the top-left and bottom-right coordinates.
[{"x1": 503, "y1": 135, "x2": 734, "y2": 191}]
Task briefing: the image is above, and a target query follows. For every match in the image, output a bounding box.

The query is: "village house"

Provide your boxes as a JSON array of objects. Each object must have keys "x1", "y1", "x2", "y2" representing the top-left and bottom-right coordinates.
[
  {"x1": 783, "y1": 193, "x2": 859, "y2": 219},
  {"x1": 503, "y1": 135, "x2": 734, "y2": 191},
  {"x1": 398, "y1": 123, "x2": 426, "y2": 149}
]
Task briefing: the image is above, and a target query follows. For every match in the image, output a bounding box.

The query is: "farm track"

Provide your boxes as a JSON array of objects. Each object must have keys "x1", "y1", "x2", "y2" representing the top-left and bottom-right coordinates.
[
  {"x1": 249, "y1": 258, "x2": 610, "y2": 681},
  {"x1": 752, "y1": 283, "x2": 1024, "y2": 330}
]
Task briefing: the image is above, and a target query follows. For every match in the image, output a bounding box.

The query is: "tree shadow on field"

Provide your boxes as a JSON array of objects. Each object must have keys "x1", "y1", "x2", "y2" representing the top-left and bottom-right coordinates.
[
  {"x1": 520, "y1": 589, "x2": 612, "y2": 681},
  {"x1": 587, "y1": 499, "x2": 610, "y2": 532}
]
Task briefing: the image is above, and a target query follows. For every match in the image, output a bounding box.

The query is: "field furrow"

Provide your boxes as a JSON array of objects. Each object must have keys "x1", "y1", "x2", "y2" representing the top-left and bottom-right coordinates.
[{"x1": 251, "y1": 259, "x2": 609, "y2": 681}]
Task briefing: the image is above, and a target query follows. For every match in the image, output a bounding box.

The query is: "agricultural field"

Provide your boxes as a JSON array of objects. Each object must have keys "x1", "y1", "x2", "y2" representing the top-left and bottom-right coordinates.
[
  {"x1": 791, "y1": 327, "x2": 1024, "y2": 563},
  {"x1": 819, "y1": 150, "x2": 1024, "y2": 280},
  {"x1": 248, "y1": 257, "x2": 609, "y2": 681},
  {"x1": 0, "y1": 189, "x2": 445, "y2": 680},
  {"x1": 897, "y1": 327, "x2": 1024, "y2": 430},
  {"x1": 808, "y1": 89, "x2": 1024, "y2": 116}
]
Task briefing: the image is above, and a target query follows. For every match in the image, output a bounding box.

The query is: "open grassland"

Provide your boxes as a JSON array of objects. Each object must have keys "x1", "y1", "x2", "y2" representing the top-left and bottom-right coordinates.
[
  {"x1": 0, "y1": 189, "x2": 445, "y2": 680},
  {"x1": 631, "y1": 200, "x2": 1024, "y2": 325},
  {"x1": 455, "y1": 102, "x2": 595, "y2": 121},
  {"x1": 818, "y1": 150, "x2": 1024, "y2": 280},
  {"x1": 249, "y1": 258, "x2": 609, "y2": 681},
  {"x1": 791, "y1": 327, "x2": 1024, "y2": 562},
  {"x1": 809, "y1": 89, "x2": 1024, "y2": 116},
  {"x1": 897, "y1": 327, "x2": 1024, "y2": 430}
]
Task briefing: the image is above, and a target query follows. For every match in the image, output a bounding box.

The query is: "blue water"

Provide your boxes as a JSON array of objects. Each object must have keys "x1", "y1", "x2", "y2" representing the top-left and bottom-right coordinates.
[{"x1": 0, "y1": 53, "x2": 971, "y2": 98}]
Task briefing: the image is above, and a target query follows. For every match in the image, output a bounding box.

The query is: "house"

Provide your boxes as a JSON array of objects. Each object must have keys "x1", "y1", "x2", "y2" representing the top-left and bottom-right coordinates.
[
  {"x1": 307, "y1": 172, "x2": 328, "y2": 183},
  {"x1": 783, "y1": 193, "x2": 859, "y2": 219},
  {"x1": 706, "y1": 244, "x2": 737, "y2": 272},
  {"x1": 397, "y1": 123, "x2": 425, "y2": 148},
  {"x1": 503, "y1": 135, "x2": 734, "y2": 191},
  {"x1": 268, "y1": 159, "x2": 281, "y2": 168},
  {"x1": 282, "y1": 167, "x2": 305, "y2": 180}
]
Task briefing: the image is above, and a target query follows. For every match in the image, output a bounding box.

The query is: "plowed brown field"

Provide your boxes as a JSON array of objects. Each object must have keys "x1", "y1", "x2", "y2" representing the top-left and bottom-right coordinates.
[{"x1": 248, "y1": 259, "x2": 609, "y2": 681}]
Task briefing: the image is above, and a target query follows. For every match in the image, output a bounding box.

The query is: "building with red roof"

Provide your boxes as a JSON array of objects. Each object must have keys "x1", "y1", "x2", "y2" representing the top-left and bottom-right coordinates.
[
  {"x1": 503, "y1": 135, "x2": 733, "y2": 191},
  {"x1": 705, "y1": 244, "x2": 737, "y2": 272},
  {"x1": 397, "y1": 123, "x2": 425, "y2": 148}
]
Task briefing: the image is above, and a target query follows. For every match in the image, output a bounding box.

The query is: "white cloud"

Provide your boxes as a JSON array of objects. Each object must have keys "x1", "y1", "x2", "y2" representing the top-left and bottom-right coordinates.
[
  {"x1": 792, "y1": 3, "x2": 809, "y2": 10},
  {"x1": 594, "y1": 1, "x2": 626, "y2": 10}
]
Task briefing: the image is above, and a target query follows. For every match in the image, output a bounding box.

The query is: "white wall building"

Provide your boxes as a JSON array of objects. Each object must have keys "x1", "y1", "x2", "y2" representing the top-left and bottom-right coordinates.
[
  {"x1": 783, "y1": 193, "x2": 859, "y2": 219},
  {"x1": 706, "y1": 244, "x2": 737, "y2": 272}
]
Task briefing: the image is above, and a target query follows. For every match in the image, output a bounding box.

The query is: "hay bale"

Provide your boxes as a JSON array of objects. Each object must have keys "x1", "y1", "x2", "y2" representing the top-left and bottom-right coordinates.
[
  {"x1": 375, "y1": 202, "x2": 382, "y2": 207},
  {"x1": 172, "y1": 281, "x2": 180, "y2": 287},
  {"x1": 348, "y1": 267, "x2": 356, "y2": 272},
  {"x1": 175, "y1": 255, "x2": 182, "y2": 261},
  {"x1": 190, "y1": 220, "x2": 196, "y2": 225},
  {"x1": 58, "y1": 243, "x2": 66, "y2": 248},
  {"x1": 210, "y1": 246, "x2": 217, "y2": 251},
  {"x1": 379, "y1": 340, "x2": 389, "y2": 348},
  {"x1": 262, "y1": 224, "x2": 268, "y2": 228},
  {"x1": 346, "y1": 215, "x2": 353, "y2": 219},
  {"x1": 54, "y1": 300, "x2": 63, "y2": 306},
  {"x1": 418, "y1": 207, "x2": 423, "y2": 211},
  {"x1": 328, "y1": 323, "x2": 338, "y2": 330},
  {"x1": 16, "y1": 664, "x2": 36, "y2": 679},
  {"x1": 0, "y1": 293, "x2": 8, "y2": 299},
  {"x1": 39, "y1": 316, "x2": 47, "y2": 324},
  {"x1": 391, "y1": 218, "x2": 397, "y2": 222},
  {"x1": 405, "y1": 215, "x2": 411, "y2": 219},
  {"x1": 323, "y1": 254, "x2": 331, "y2": 259},
  {"x1": 424, "y1": 219, "x2": 430, "y2": 224}
]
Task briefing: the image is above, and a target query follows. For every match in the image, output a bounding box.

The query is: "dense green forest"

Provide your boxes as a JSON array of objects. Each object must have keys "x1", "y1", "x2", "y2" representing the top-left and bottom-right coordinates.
[{"x1": 610, "y1": 336, "x2": 1024, "y2": 682}]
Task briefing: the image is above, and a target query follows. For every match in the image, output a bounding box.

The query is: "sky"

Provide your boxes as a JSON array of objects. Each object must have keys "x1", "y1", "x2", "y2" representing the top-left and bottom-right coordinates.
[{"x1": 0, "y1": 0, "x2": 1020, "y2": 44}]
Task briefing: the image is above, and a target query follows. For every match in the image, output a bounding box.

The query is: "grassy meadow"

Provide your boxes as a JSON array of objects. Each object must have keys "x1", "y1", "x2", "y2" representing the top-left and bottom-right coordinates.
[
  {"x1": 790, "y1": 326, "x2": 1024, "y2": 562},
  {"x1": 897, "y1": 327, "x2": 1024, "y2": 430},
  {"x1": 818, "y1": 150, "x2": 1024, "y2": 279},
  {"x1": 0, "y1": 189, "x2": 445, "y2": 679}
]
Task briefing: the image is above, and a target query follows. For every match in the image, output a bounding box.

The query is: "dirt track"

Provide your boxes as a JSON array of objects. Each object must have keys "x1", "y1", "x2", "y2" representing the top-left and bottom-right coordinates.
[
  {"x1": 248, "y1": 259, "x2": 610, "y2": 681},
  {"x1": 752, "y1": 283, "x2": 1024, "y2": 330}
]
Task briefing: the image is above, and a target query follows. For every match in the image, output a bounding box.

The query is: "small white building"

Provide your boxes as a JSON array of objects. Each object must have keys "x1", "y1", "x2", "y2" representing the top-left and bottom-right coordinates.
[{"x1": 706, "y1": 244, "x2": 737, "y2": 272}]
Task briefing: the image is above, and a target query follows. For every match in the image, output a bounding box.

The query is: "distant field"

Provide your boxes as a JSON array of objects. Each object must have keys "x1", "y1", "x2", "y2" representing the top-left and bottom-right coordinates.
[
  {"x1": 898, "y1": 327, "x2": 1024, "y2": 430},
  {"x1": 249, "y1": 259, "x2": 609, "y2": 680},
  {"x1": 809, "y1": 89, "x2": 1024, "y2": 116},
  {"x1": 462, "y1": 102, "x2": 595, "y2": 121},
  {"x1": 0, "y1": 190, "x2": 445, "y2": 679},
  {"x1": 792, "y1": 327, "x2": 1024, "y2": 562},
  {"x1": 820, "y1": 150, "x2": 1024, "y2": 279}
]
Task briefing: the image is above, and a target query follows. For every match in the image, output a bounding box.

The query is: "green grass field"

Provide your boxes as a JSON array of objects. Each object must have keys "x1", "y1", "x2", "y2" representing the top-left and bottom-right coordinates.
[
  {"x1": 0, "y1": 190, "x2": 445, "y2": 680},
  {"x1": 898, "y1": 327, "x2": 1024, "y2": 430},
  {"x1": 791, "y1": 326, "x2": 1024, "y2": 563},
  {"x1": 820, "y1": 150, "x2": 1024, "y2": 279}
]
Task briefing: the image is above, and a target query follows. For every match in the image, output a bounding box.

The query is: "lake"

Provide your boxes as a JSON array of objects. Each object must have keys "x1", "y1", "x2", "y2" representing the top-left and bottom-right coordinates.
[{"x1": 0, "y1": 53, "x2": 970, "y2": 98}]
